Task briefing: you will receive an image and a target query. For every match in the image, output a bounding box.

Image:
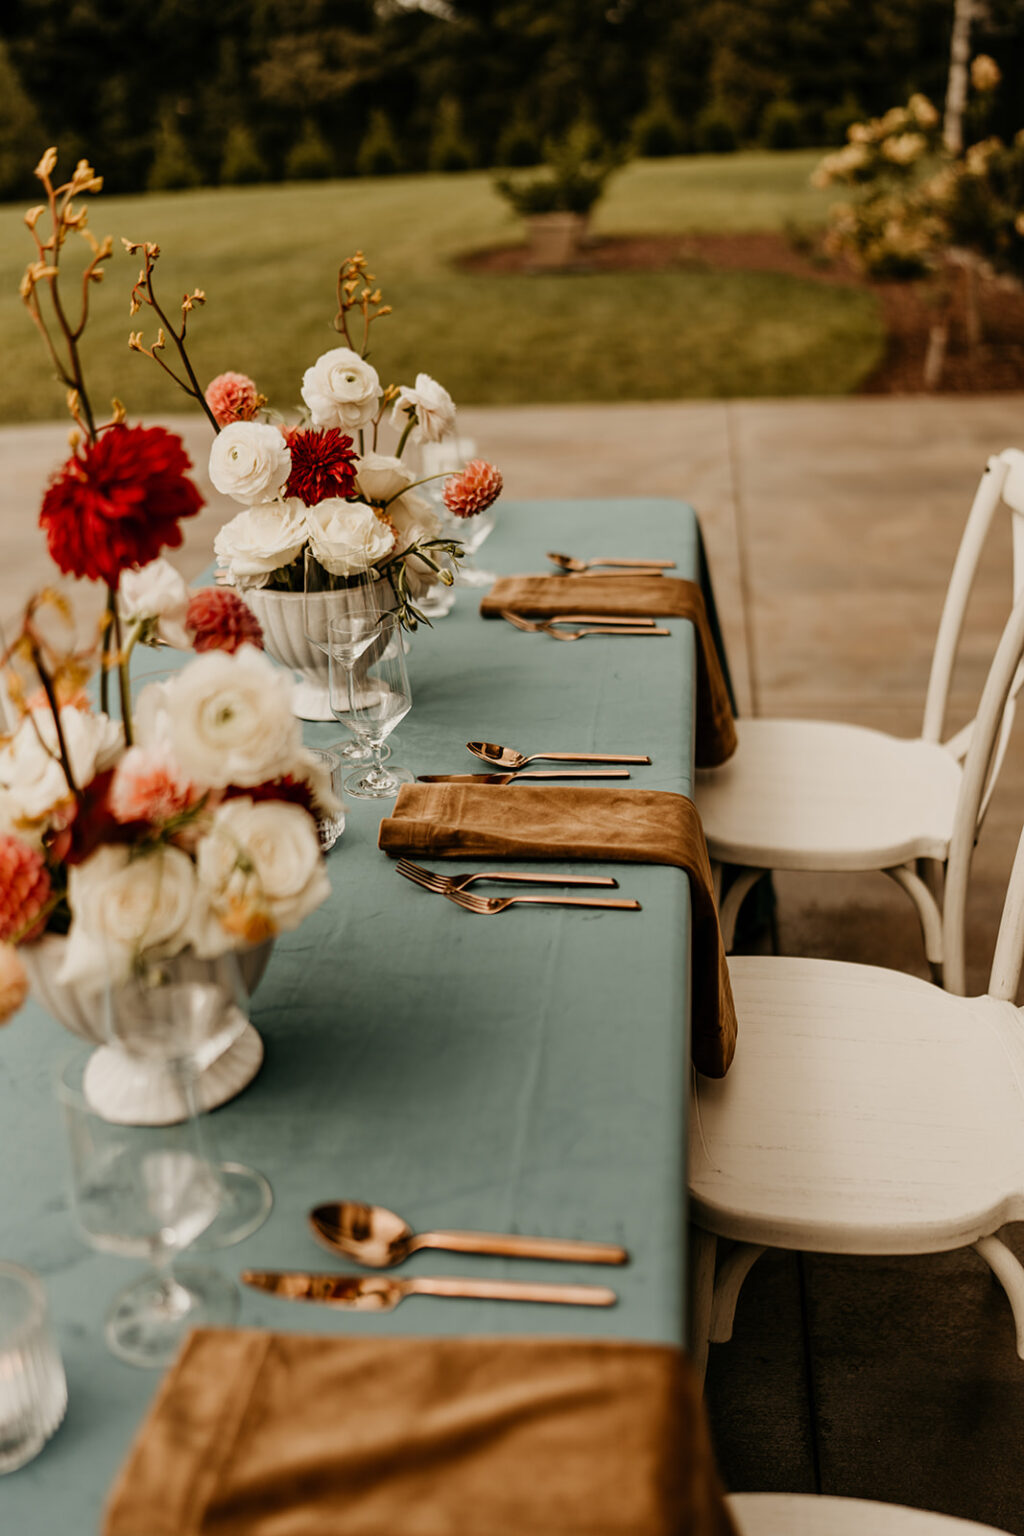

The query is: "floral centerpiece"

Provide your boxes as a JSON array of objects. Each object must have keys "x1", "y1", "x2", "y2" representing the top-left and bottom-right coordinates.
[
  {"x1": 124, "y1": 247, "x2": 504, "y2": 636},
  {"x1": 0, "y1": 150, "x2": 336, "y2": 1089}
]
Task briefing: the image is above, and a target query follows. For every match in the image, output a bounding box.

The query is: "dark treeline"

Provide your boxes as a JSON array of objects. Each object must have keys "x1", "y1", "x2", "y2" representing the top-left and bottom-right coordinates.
[{"x1": 1, "y1": 0, "x2": 1023, "y2": 198}]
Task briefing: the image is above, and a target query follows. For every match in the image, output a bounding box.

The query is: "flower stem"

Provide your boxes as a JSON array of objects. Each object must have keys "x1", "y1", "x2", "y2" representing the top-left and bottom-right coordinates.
[{"x1": 395, "y1": 418, "x2": 415, "y2": 459}]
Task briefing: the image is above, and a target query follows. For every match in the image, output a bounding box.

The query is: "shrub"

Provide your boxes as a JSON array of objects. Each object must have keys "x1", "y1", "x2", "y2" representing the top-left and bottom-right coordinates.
[
  {"x1": 494, "y1": 119, "x2": 626, "y2": 218},
  {"x1": 822, "y1": 93, "x2": 865, "y2": 147},
  {"x1": 285, "y1": 120, "x2": 334, "y2": 181},
  {"x1": 695, "y1": 105, "x2": 738, "y2": 154},
  {"x1": 495, "y1": 114, "x2": 541, "y2": 168},
  {"x1": 428, "y1": 97, "x2": 475, "y2": 173},
  {"x1": 220, "y1": 123, "x2": 268, "y2": 185},
  {"x1": 760, "y1": 99, "x2": 803, "y2": 151},
  {"x1": 147, "y1": 111, "x2": 203, "y2": 191},
  {"x1": 632, "y1": 93, "x2": 687, "y2": 158},
  {"x1": 356, "y1": 110, "x2": 403, "y2": 177}
]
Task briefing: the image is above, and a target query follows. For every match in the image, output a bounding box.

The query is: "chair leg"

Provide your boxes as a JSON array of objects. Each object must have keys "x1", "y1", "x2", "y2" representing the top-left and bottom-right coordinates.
[
  {"x1": 710, "y1": 1243, "x2": 767, "y2": 1342},
  {"x1": 719, "y1": 868, "x2": 766, "y2": 952},
  {"x1": 689, "y1": 1226, "x2": 717, "y2": 1386},
  {"x1": 973, "y1": 1236, "x2": 1024, "y2": 1359},
  {"x1": 884, "y1": 864, "x2": 946, "y2": 982}
]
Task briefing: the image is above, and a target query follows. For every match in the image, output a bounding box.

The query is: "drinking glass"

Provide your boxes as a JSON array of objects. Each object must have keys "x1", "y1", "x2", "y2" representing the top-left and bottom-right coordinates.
[
  {"x1": 303, "y1": 552, "x2": 389, "y2": 762},
  {"x1": 58, "y1": 1051, "x2": 238, "y2": 1368},
  {"x1": 0, "y1": 1263, "x2": 67, "y2": 1473},
  {"x1": 328, "y1": 612, "x2": 413, "y2": 798},
  {"x1": 419, "y1": 437, "x2": 497, "y2": 588},
  {"x1": 103, "y1": 953, "x2": 273, "y2": 1251},
  {"x1": 304, "y1": 746, "x2": 346, "y2": 851}
]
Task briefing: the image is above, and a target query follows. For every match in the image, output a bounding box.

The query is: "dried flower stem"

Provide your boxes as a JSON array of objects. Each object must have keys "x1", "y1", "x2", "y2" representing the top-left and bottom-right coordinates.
[{"x1": 126, "y1": 241, "x2": 220, "y2": 433}]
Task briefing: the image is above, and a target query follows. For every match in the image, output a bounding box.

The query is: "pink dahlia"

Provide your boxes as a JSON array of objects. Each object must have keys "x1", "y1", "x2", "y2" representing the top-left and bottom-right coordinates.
[
  {"x1": 109, "y1": 747, "x2": 199, "y2": 826},
  {"x1": 186, "y1": 587, "x2": 264, "y2": 653},
  {"x1": 0, "y1": 836, "x2": 52, "y2": 943},
  {"x1": 283, "y1": 427, "x2": 357, "y2": 506},
  {"x1": 205, "y1": 372, "x2": 263, "y2": 428},
  {"x1": 442, "y1": 459, "x2": 503, "y2": 519},
  {"x1": 0, "y1": 945, "x2": 28, "y2": 1025}
]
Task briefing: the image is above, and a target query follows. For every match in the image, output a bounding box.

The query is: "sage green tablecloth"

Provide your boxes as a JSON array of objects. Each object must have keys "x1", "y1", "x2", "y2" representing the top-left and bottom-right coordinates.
[{"x1": 0, "y1": 499, "x2": 699, "y2": 1533}]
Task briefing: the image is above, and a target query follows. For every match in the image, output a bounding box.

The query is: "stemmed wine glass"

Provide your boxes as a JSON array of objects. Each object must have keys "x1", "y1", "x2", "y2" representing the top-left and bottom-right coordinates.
[
  {"x1": 103, "y1": 951, "x2": 273, "y2": 1251},
  {"x1": 327, "y1": 611, "x2": 413, "y2": 798},
  {"x1": 58, "y1": 1049, "x2": 238, "y2": 1368},
  {"x1": 419, "y1": 437, "x2": 497, "y2": 588},
  {"x1": 303, "y1": 552, "x2": 389, "y2": 762}
]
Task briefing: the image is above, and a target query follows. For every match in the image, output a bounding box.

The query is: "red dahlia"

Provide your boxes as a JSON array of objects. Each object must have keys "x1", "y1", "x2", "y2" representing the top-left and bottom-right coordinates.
[
  {"x1": 39, "y1": 424, "x2": 203, "y2": 588},
  {"x1": 284, "y1": 428, "x2": 357, "y2": 506},
  {"x1": 187, "y1": 588, "x2": 264, "y2": 654},
  {"x1": 443, "y1": 459, "x2": 503, "y2": 519}
]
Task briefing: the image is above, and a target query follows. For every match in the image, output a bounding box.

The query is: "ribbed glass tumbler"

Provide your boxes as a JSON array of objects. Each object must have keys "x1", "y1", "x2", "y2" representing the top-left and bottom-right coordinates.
[{"x1": 0, "y1": 1262, "x2": 67, "y2": 1473}]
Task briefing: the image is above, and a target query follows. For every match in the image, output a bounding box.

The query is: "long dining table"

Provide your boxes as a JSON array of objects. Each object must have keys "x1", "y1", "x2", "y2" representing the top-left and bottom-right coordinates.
[{"x1": 1, "y1": 496, "x2": 703, "y2": 1531}]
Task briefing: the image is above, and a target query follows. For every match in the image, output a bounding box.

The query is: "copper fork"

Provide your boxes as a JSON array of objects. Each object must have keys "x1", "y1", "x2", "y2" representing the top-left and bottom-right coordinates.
[
  {"x1": 444, "y1": 888, "x2": 641, "y2": 915},
  {"x1": 396, "y1": 858, "x2": 619, "y2": 894},
  {"x1": 500, "y1": 609, "x2": 657, "y2": 633},
  {"x1": 544, "y1": 625, "x2": 670, "y2": 642}
]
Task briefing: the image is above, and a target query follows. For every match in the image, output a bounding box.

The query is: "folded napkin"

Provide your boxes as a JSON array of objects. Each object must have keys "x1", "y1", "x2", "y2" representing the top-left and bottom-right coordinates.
[
  {"x1": 479, "y1": 575, "x2": 736, "y2": 769},
  {"x1": 104, "y1": 1331, "x2": 737, "y2": 1536},
  {"x1": 379, "y1": 784, "x2": 736, "y2": 1078}
]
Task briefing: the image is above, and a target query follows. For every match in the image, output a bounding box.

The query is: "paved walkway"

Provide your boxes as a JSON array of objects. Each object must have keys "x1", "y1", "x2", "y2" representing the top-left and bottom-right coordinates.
[{"x1": 3, "y1": 395, "x2": 1024, "y2": 1529}]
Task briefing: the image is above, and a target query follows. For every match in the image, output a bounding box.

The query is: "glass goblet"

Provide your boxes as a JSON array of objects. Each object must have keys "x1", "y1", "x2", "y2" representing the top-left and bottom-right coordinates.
[
  {"x1": 302, "y1": 552, "x2": 390, "y2": 762},
  {"x1": 419, "y1": 437, "x2": 497, "y2": 588},
  {"x1": 57, "y1": 1050, "x2": 238, "y2": 1369},
  {"x1": 104, "y1": 951, "x2": 272, "y2": 1251},
  {"x1": 329, "y1": 612, "x2": 413, "y2": 799}
]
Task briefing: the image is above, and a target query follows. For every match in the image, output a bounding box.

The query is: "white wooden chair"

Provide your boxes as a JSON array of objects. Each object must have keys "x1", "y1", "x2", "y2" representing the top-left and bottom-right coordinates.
[
  {"x1": 696, "y1": 449, "x2": 1024, "y2": 993},
  {"x1": 727, "y1": 1494, "x2": 1011, "y2": 1536},
  {"x1": 690, "y1": 593, "x2": 1024, "y2": 1380}
]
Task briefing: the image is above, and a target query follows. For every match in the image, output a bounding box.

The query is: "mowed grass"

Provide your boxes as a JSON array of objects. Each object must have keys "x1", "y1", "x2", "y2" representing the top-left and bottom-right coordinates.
[{"x1": 0, "y1": 151, "x2": 883, "y2": 422}]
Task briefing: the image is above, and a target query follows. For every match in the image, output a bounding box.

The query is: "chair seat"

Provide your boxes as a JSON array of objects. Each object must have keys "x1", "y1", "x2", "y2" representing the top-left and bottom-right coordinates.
[
  {"x1": 727, "y1": 1493, "x2": 1011, "y2": 1535},
  {"x1": 695, "y1": 719, "x2": 963, "y2": 871},
  {"x1": 690, "y1": 955, "x2": 1024, "y2": 1254}
]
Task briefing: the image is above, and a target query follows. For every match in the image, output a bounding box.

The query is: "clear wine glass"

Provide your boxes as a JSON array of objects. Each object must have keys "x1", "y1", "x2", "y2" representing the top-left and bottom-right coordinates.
[
  {"x1": 328, "y1": 612, "x2": 413, "y2": 798},
  {"x1": 57, "y1": 1049, "x2": 238, "y2": 1368},
  {"x1": 103, "y1": 951, "x2": 272, "y2": 1251},
  {"x1": 303, "y1": 551, "x2": 390, "y2": 762},
  {"x1": 419, "y1": 436, "x2": 497, "y2": 588}
]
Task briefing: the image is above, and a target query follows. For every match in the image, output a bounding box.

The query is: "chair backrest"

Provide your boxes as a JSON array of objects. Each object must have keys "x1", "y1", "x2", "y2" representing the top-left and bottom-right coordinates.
[
  {"x1": 922, "y1": 449, "x2": 1024, "y2": 768},
  {"x1": 941, "y1": 588, "x2": 1024, "y2": 996}
]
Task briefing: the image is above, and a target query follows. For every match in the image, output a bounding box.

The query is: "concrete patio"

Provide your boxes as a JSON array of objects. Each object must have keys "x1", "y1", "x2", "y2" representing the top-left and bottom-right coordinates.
[{"x1": 3, "y1": 394, "x2": 1024, "y2": 1530}]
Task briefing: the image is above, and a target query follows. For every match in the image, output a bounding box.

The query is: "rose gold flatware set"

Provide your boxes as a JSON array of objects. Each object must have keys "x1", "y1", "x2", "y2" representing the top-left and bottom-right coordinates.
[
  {"x1": 396, "y1": 858, "x2": 641, "y2": 914},
  {"x1": 501, "y1": 610, "x2": 670, "y2": 639},
  {"x1": 241, "y1": 1199, "x2": 628, "y2": 1311},
  {"x1": 547, "y1": 552, "x2": 675, "y2": 574},
  {"x1": 467, "y1": 740, "x2": 651, "y2": 769}
]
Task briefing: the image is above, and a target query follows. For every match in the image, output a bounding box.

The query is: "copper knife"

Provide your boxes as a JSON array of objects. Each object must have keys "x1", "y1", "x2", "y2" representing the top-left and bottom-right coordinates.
[
  {"x1": 416, "y1": 770, "x2": 630, "y2": 784},
  {"x1": 242, "y1": 1269, "x2": 617, "y2": 1310}
]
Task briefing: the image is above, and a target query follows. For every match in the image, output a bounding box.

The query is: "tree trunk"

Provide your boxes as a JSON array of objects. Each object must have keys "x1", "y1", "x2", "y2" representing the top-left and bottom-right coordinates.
[{"x1": 943, "y1": 0, "x2": 975, "y2": 155}]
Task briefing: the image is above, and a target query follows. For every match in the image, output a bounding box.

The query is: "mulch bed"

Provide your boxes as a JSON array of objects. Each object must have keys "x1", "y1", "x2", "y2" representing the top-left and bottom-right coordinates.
[{"x1": 459, "y1": 232, "x2": 1024, "y2": 394}]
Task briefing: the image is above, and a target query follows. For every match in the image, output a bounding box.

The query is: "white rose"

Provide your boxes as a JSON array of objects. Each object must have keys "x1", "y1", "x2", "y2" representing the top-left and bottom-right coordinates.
[
  {"x1": 0, "y1": 706, "x2": 122, "y2": 830},
  {"x1": 301, "y1": 347, "x2": 381, "y2": 433},
  {"x1": 59, "y1": 844, "x2": 198, "y2": 991},
  {"x1": 389, "y1": 491, "x2": 443, "y2": 597},
  {"x1": 119, "y1": 558, "x2": 191, "y2": 649},
  {"x1": 145, "y1": 646, "x2": 302, "y2": 789},
  {"x1": 213, "y1": 499, "x2": 308, "y2": 585},
  {"x1": 305, "y1": 499, "x2": 395, "y2": 578},
  {"x1": 391, "y1": 373, "x2": 456, "y2": 444},
  {"x1": 193, "y1": 798, "x2": 329, "y2": 955},
  {"x1": 209, "y1": 422, "x2": 292, "y2": 506},
  {"x1": 354, "y1": 452, "x2": 413, "y2": 504}
]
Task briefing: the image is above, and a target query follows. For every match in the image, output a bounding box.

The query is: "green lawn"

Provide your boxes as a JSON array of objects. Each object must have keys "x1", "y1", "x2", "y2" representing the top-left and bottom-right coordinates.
[{"x1": 0, "y1": 151, "x2": 883, "y2": 423}]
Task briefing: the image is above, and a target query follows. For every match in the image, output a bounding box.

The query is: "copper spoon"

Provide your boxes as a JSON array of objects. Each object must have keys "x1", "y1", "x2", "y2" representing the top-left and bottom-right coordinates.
[
  {"x1": 547, "y1": 551, "x2": 676, "y2": 573},
  {"x1": 467, "y1": 740, "x2": 651, "y2": 770},
  {"x1": 310, "y1": 1201, "x2": 628, "y2": 1268}
]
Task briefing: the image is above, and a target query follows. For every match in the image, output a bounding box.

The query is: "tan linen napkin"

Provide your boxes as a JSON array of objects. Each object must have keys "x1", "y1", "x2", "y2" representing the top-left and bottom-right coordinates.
[
  {"x1": 479, "y1": 575, "x2": 736, "y2": 769},
  {"x1": 379, "y1": 784, "x2": 736, "y2": 1078},
  {"x1": 104, "y1": 1332, "x2": 738, "y2": 1536}
]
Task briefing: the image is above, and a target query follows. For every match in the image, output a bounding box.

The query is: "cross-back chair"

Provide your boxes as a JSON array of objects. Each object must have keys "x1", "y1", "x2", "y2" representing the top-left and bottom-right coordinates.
[
  {"x1": 696, "y1": 448, "x2": 1024, "y2": 992},
  {"x1": 690, "y1": 590, "x2": 1024, "y2": 1381}
]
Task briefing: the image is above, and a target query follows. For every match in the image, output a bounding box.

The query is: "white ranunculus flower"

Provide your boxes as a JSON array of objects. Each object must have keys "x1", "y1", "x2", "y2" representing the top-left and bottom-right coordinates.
[
  {"x1": 301, "y1": 347, "x2": 381, "y2": 433},
  {"x1": 209, "y1": 421, "x2": 292, "y2": 506},
  {"x1": 354, "y1": 452, "x2": 414, "y2": 504},
  {"x1": 391, "y1": 373, "x2": 456, "y2": 444},
  {"x1": 193, "y1": 797, "x2": 329, "y2": 955},
  {"x1": 119, "y1": 558, "x2": 191, "y2": 649},
  {"x1": 305, "y1": 499, "x2": 395, "y2": 578},
  {"x1": 0, "y1": 706, "x2": 122, "y2": 830},
  {"x1": 389, "y1": 491, "x2": 444, "y2": 598},
  {"x1": 59, "y1": 844, "x2": 198, "y2": 991},
  {"x1": 213, "y1": 499, "x2": 308, "y2": 585},
  {"x1": 144, "y1": 645, "x2": 302, "y2": 790}
]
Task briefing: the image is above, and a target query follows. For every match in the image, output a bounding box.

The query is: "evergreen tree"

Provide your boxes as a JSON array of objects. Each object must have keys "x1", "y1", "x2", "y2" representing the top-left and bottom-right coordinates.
[
  {"x1": 0, "y1": 40, "x2": 46, "y2": 201},
  {"x1": 147, "y1": 108, "x2": 203, "y2": 192}
]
